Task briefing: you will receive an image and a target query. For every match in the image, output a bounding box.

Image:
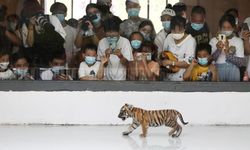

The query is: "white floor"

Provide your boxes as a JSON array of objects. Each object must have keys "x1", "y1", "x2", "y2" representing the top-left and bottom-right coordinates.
[{"x1": 0, "y1": 125, "x2": 249, "y2": 150}]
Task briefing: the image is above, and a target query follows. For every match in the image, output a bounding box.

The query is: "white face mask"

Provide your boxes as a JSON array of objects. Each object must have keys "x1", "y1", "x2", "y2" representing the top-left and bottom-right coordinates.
[
  {"x1": 171, "y1": 33, "x2": 185, "y2": 40},
  {"x1": 222, "y1": 30, "x2": 233, "y2": 37},
  {"x1": 0, "y1": 62, "x2": 9, "y2": 70}
]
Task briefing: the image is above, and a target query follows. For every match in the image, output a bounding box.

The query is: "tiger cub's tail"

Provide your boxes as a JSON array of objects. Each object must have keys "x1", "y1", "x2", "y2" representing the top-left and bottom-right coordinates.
[{"x1": 177, "y1": 112, "x2": 188, "y2": 125}]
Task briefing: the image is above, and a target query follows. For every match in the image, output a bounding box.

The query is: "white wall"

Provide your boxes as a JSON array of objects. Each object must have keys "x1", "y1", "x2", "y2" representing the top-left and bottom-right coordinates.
[{"x1": 0, "y1": 92, "x2": 250, "y2": 125}]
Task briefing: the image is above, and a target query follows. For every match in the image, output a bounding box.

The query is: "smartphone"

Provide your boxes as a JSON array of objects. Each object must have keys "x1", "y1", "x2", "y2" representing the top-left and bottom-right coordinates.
[
  {"x1": 218, "y1": 34, "x2": 226, "y2": 43},
  {"x1": 136, "y1": 53, "x2": 152, "y2": 61},
  {"x1": 145, "y1": 53, "x2": 152, "y2": 61},
  {"x1": 59, "y1": 69, "x2": 68, "y2": 75},
  {"x1": 242, "y1": 23, "x2": 249, "y2": 31}
]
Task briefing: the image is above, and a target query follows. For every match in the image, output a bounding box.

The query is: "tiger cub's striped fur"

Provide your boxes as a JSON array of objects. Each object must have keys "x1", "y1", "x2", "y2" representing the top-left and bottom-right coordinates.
[{"x1": 118, "y1": 104, "x2": 188, "y2": 137}]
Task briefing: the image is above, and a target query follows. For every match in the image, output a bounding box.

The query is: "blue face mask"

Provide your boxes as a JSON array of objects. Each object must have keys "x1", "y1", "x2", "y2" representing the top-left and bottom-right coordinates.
[
  {"x1": 15, "y1": 68, "x2": 28, "y2": 76},
  {"x1": 131, "y1": 40, "x2": 142, "y2": 50},
  {"x1": 140, "y1": 31, "x2": 151, "y2": 41},
  {"x1": 198, "y1": 57, "x2": 208, "y2": 66},
  {"x1": 107, "y1": 37, "x2": 119, "y2": 50},
  {"x1": 127, "y1": 8, "x2": 140, "y2": 17},
  {"x1": 85, "y1": 56, "x2": 96, "y2": 65},
  {"x1": 55, "y1": 14, "x2": 65, "y2": 22},
  {"x1": 162, "y1": 21, "x2": 171, "y2": 31},
  {"x1": 51, "y1": 66, "x2": 64, "y2": 74},
  {"x1": 92, "y1": 13, "x2": 101, "y2": 25},
  {"x1": 191, "y1": 23, "x2": 204, "y2": 31}
]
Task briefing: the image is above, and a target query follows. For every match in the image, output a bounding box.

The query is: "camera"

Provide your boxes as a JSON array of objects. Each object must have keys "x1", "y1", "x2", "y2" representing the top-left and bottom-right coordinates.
[
  {"x1": 81, "y1": 14, "x2": 98, "y2": 31},
  {"x1": 35, "y1": 13, "x2": 50, "y2": 28},
  {"x1": 136, "y1": 53, "x2": 152, "y2": 61}
]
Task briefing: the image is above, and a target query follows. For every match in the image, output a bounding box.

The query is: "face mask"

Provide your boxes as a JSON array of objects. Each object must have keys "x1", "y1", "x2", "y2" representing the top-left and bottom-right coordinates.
[
  {"x1": 127, "y1": 8, "x2": 140, "y2": 17},
  {"x1": 191, "y1": 23, "x2": 204, "y2": 31},
  {"x1": 198, "y1": 57, "x2": 208, "y2": 66},
  {"x1": 171, "y1": 33, "x2": 185, "y2": 40},
  {"x1": 0, "y1": 62, "x2": 9, "y2": 70},
  {"x1": 107, "y1": 37, "x2": 119, "y2": 50},
  {"x1": 140, "y1": 31, "x2": 151, "y2": 41},
  {"x1": 15, "y1": 68, "x2": 28, "y2": 76},
  {"x1": 222, "y1": 30, "x2": 233, "y2": 37},
  {"x1": 51, "y1": 66, "x2": 64, "y2": 74},
  {"x1": 162, "y1": 21, "x2": 171, "y2": 31},
  {"x1": 85, "y1": 56, "x2": 96, "y2": 65},
  {"x1": 55, "y1": 14, "x2": 65, "y2": 22},
  {"x1": 92, "y1": 13, "x2": 101, "y2": 25},
  {"x1": 131, "y1": 40, "x2": 142, "y2": 49}
]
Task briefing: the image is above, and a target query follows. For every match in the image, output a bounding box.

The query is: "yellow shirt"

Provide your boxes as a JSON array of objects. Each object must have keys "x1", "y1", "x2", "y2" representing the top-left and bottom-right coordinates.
[{"x1": 190, "y1": 65, "x2": 211, "y2": 81}]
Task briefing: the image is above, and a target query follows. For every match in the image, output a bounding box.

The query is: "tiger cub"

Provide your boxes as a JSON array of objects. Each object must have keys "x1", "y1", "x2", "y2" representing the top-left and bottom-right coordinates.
[{"x1": 118, "y1": 104, "x2": 188, "y2": 137}]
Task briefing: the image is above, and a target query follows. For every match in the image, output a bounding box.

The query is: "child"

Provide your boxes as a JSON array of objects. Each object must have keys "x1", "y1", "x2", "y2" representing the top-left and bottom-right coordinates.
[
  {"x1": 13, "y1": 53, "x2": 34, "y2": 80},
  {"x1": 40, "y1": 53, "x2": 72, "y2": 80},
  {"x1": 127, "y1": 41, "x2": 159, "y2": 81},
  {"x1": 183, "y1": 43, "x2": 218, "y2": 81},
  {"x1": 78, "y1": 44, "x2": 107, "y2": 80},
  {"x1": 0, "y1": 48, "x2": 15, "y2": 80}
]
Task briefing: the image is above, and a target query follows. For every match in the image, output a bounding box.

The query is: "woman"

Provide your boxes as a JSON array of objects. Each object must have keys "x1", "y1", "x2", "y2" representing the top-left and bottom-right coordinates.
[
  {"x1": 138, "y1": 20, "x2": 156, "y2": 42},
  {"x1": 209, "y1": 14, "x2": 245, "y2": 81}
]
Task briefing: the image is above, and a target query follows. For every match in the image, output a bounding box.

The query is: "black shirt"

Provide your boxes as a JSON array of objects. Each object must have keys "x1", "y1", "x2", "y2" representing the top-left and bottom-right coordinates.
[{"x1": 186, "y1": 22, "x2": 210, "y2": 45}]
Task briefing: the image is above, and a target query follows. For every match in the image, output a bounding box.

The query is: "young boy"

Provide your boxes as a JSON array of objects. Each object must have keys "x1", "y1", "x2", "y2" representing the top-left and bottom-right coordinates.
[
  {"x1": 98, "y1": 17, "x2": 133, "y2": 80},
  {"x1": 183, "y1": 43, "x2": 217, "y2": 81},
  {"x1": 40, "y1": 53, "x2": 72, "y2": 80},
  {"x1": 0, "y1": 48, "x2": 15, "y2": 80},
  {"x1": 186, "y1": 5, "x2": 210, "y2": 45},
  {"x1": 78, "y1": 44, "x2": 107, "y2": 80}
]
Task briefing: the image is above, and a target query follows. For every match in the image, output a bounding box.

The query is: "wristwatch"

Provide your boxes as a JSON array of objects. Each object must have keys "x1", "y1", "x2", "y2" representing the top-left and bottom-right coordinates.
[{"x1": 172, "y1": 61, "x2": 175, "y2": 66}]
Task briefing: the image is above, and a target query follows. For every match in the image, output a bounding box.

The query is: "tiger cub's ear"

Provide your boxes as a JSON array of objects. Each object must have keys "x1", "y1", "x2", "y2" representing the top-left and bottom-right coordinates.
[{"x1": 125, "y1": 103, "x2": 133, "y2": 110}]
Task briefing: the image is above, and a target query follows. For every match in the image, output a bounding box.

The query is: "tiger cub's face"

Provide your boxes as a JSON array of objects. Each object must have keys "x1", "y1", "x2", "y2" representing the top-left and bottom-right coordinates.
[{"x1": 118, "y1": 104, "x2": 133, "y2": 121}]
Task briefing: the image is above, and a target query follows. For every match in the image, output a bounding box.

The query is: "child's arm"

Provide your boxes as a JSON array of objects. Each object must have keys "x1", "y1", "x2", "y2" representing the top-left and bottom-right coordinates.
[
  {"x1": 183, "y1": 60, "x2": 197, "y2": 81},
  {"x1": 79, "y1": 76, "x2": 98, "y2": 80},
  {"x1": 209, "y1": 64, "x2": 218, "y2": 82},
  {"x1": 97, "y1": 56, "x2": 108, "y2": 80}
]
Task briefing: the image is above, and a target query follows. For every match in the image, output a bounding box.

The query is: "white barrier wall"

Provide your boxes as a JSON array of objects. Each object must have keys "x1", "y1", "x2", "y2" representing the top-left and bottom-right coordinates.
[{"x1": 0, "y1": 92, "x2": 250, "y2": 125}]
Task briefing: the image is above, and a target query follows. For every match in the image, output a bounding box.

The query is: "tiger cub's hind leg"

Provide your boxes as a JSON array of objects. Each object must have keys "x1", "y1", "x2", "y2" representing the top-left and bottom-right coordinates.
[
  {"x1": 172, "y1": 123, "x2": 182, "y2": 137},
  {"x1": 166, "y1": 119, "x2": 179, "y2": 137}
]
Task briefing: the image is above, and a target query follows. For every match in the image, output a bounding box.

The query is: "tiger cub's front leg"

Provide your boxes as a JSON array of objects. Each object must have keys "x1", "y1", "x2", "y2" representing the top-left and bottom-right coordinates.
[
  {"x1": 140, "y1": 119, "x2": 149, "y2": 137},
  {"x1": 123, "y1": 121, "x2": 140, "y2": 136}
]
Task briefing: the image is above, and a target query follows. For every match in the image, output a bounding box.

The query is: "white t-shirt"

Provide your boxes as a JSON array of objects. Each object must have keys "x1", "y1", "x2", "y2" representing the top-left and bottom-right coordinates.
[
  {"x1": 78, "y1": 61, "x2": 101, "y2": 78},
  {"x1": 40, "y1": 69, "x2": 54, "y2": 80},
  {"x1": 63, "y1": 25, "x2": 79, "y2": 64},
  {"x1": 163, "y1": 34, "x2": 196, "y2": 81},
  {"x1": 154, "y1": 29, "x2": 168, "y2": 57},
  {"x1": 22, "y1": 15, "x2": 66, "y2": 48},
  {"x1": 209, "y1": 36, "x2": 244, "y2": 64},
  {"x1": 0, "y1": 69, "x2": 15, "y2": 80},
  {"x1": 97, "y1": 36, "x2": 133, "y2": 80}
]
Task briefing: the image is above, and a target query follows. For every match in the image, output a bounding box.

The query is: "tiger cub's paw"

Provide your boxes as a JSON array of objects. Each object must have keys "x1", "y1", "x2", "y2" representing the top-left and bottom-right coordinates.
[
  {"x1": 171, "y1": 134, "x2": 179, "y2": 138},
  {"x1": 122, "y1": 131, "x2": 131, "y2": 136},
  {"x1": 140, "y1": 134, "x2": 146, "y2": 138}
]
